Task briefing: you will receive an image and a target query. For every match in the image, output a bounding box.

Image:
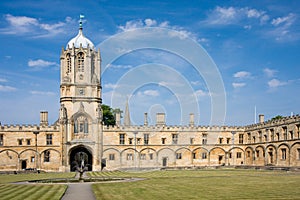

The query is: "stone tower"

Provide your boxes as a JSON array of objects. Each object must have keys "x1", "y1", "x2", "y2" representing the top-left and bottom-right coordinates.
[{"x1": 59, "y1": 16, "x2": 102, "y2": 171}]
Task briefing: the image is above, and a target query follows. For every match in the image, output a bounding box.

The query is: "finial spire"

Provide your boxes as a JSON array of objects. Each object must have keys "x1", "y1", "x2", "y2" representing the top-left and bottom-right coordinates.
[
  {"x1": 124, "y1": 97, "x2": 131, "y2": 126},
  {"x1": 79, "y1": 14, "x2": 85, "y2": 29}
]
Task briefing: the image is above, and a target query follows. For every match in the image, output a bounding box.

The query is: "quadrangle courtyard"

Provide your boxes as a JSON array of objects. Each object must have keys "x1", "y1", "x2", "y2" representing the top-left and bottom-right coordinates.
[{"x1": 0, "y1": 169, "x2": 300, "y2": 200}]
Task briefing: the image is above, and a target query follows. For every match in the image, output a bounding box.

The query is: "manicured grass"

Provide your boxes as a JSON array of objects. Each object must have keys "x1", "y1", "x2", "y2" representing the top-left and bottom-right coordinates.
[
  {"x1": 90, "y1": 169, "x2": 300, "y2": 200},
  {"x1": 0, "y1": 184, "x2": 67, "y2": 200},
  {"x1": 0, "y1": 172, "x2": 75, "y2": 200},
  {"x1": 0, "y1": 172, "x2": 75, "y2": 184}
]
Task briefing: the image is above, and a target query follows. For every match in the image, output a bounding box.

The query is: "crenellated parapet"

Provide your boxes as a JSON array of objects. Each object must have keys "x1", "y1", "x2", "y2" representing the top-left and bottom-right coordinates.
[
  {"x1": 103, "y1": 124, "x2": 244, "y2": 133},
  {"x1": 245, "y1": 115, "x2": 300, "y2": 131},
  {"x1": 0, "y1": 124, "x2": 60, "y2": 132}
]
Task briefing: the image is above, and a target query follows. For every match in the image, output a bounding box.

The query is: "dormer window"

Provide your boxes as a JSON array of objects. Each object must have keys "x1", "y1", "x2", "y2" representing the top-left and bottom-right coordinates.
[{"x1": 77, "y1": 52, "x2": 84, "y2": 72}]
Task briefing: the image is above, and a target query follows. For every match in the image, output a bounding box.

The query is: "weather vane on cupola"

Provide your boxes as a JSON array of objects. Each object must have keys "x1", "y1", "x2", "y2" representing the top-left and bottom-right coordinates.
[{"x1": 79, "y1": 14, "x2": 85, "y2": 29}]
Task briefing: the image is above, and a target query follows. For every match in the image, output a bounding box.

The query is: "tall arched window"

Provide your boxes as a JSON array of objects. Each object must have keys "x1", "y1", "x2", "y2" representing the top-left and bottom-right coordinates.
[
  {"x1": 66, "y1": 53, "x2": 71, "y2": 74},
  {"x1": 74, "y1": 115, "x2": 88, "y2": 135},
  {"x1": 77, "y1": 52, "x2": 84, "y2": 72}
]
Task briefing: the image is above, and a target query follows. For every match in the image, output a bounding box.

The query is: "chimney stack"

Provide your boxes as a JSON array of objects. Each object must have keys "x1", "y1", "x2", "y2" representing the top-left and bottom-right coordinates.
[
  {"x1": 115, "y1": 111, "x2": 121, "y2": 126},
  {"x1": 144, "y1": 113, "x2": 148, "y2": 126},
  {"x1": 156, "y1": 113, "x2": 166, "y2": 126},
  {"x1": 259, "y1": 114, "x2": 264, "y2": 123},
  {"x1": 189, "y1": 113, "x2": 195, "y2": 127},
  {"x1": 40, "y1": 111, "x2": 48, "y2": 126}
]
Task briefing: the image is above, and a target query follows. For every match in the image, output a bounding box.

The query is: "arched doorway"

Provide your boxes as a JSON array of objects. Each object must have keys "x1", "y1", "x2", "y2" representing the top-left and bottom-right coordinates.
[{"x1": 69, "y1": 146, "x2": 93, "y2": 171}]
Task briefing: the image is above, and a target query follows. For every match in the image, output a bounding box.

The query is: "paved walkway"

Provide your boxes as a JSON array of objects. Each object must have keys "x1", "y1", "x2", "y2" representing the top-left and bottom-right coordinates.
[{"x1": 61, "y1": 182, "x2": 96, "y2": 200}]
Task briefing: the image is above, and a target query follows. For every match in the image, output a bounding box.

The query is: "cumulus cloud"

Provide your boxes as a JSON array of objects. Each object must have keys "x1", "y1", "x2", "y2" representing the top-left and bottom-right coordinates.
[
  {"x1": 28, "y1": 59, "x2": 57, "y2": 69},
  {"x1": 233, "y1": 71, "x2": 251, "y2": 79},
  {"x1": 203, "y1": 6, "x2": 268, "y2": 25},
  {"x1": 263, "y1": 68, "x2": 277, "y2": 78},
  {"x1": 271, "y1": 13, "x2": 295, "y2": 26},
  {"x1": 30, "y1": 90, "x2": 56, "y2": 96},
  {"x1": 144, "y1": 19, "x2": 157, "y2": 27},
  {"x1": 1, "y1": 14, "x2": 72, "y2": 37},
  {"x1": 267, "y1": 78, "x2": 286, "y2": 88},
  {"x1": 268, "y1": 13, "x2": 297, "y2": 41},
  {"x1": 136, "y1": 90, "x2": 159, "y2": 97},
  {"x1": 232, "y1": 82, "x2": 246, "y2": 88},
  {"x1": 0, "y1": 85, "x2": 16, "y2": 92},
  {"x1": 143, "y1": 90, "x2": 159, "y2": 97},
  {"x1": 194, "y1": 89, "x2": 209, "y2": 97},
  {"x1": 104, "y1": 83, "x2": 118, "y2": 89},
  {"x1": 118, "y1": 18, "x2": 198, "y2": 40}
]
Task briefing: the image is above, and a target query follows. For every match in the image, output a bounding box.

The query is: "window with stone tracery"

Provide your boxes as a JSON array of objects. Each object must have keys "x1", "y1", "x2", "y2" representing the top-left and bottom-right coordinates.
[
  {"x1": 74, "y1": 115, "x2": 88, "y2": 135},
  {"x1": 66, "y1": 53, "x2": 71, "y2": 74},
  {"x1": 0, "y1": 134, "x2": 3, "y2": 146},
  {"x1": 77, "y1": 52, "x2": 84, "y2": 72}
]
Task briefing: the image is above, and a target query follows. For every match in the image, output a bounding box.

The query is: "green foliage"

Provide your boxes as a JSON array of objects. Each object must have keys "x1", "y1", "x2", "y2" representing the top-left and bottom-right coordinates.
[
  {"x1": 271, "y1": 115, "x2": 283, "y2": 121},
  {"x1": 101, "y1": 104, "x2": 116, "y2": 126}
]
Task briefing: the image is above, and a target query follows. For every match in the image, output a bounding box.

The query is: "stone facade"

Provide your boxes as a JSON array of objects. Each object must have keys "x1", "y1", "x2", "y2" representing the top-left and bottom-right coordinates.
[{"x1": 0, "y1": 23, "x2": 300, "y2": 172}]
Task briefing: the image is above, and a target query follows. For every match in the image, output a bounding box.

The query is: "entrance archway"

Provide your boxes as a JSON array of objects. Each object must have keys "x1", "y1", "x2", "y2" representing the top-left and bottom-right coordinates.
[{"x1": 69, "y1": 146, "x2": 93, "y2": 171}]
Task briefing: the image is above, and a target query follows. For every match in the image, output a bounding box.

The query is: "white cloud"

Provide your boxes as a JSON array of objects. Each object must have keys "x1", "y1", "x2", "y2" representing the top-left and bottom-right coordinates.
[
  {"x1": 232, "y1": 82, "x2": 246, "y2": 88},
  {"x1": 268, "y1": 79, "x2": 286, "y2": 88},
  {"x1": 247, "y1": 9, "x2": 263, "y2": 18},
  {"x1": 158, "y1": 81, "x2": 184, "y2": 87},
  {"x1": 118, "y1": 18, "x2": 197, "y2": 40},
  {"x1": 107, "y1": 64, "x2": 133, "y2": 69},
  {"x1": 191, "y1": 81, "x2": 201, "y2": 86},
  {"x1": 204, "y1": 6, "x2": 268, "y2": 26},
  {"x1": 194, "y1": 89, "x2": 209, "y2": 97},
  {"x1": 28, "y1": 59, "x2": 57, "y2": 69},
  {"x1": 233, "y1": 71, "x2": 251, "y2": 78},
  {"x1": 104, "y1": 83, "x2": 118, "y2": 89},
  {"x1": 1, "y1": 14, "x2": 71, "y2": 37},
  {"x1": 263, "y1": 68, "x2": 277, "y2": 78},
  {"x1": 5, "y1": 14, "x2": 38, "y2": 28},
  {"x1": 143, "y1": 90, "x2": 159, "y2": 97},
  {"x1": 118, "y1": 20, "x2": 144, "y2": 31},
  {"x1": 271, "y1": 13, "x2": 295, "y2": 26},
  {"x1": 0, "y1": 78, "x2": 7, "y2": 83},
  {"x1": 144, "y1": 19, "x2": 157, "y2": 27},
  {"x1": 268, "y1": 13, "x2": 297, "y2": 41},
  {"x1": 244, "y1": 25, "x2": 252, "y2": 30},
  {"x1": 30, "y1": 90, "x2": 56, "y2": 96},
  {"x1": 0, "y1": 85, "x2": 16, "y2": 92}
]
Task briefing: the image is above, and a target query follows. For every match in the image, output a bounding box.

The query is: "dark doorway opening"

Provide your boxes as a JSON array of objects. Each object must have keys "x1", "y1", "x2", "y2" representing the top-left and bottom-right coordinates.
[
  {"x1": 21, "y1": 160, "x2": 27, "y2": 169},
  {"x1": 268, "y1": 152, "x2": 274, "y2": 164},
  {"x1": 101, "y1": 158, "x2": 106, "y2": 170},
  {"x1": 162, "y1": 157, "x2": 168, "y2": 167},
  {"x1": 69, "y1": 146, "x2": 93, "y2": 171},
  {"x1": 218, "y1": 155, "x2": 223, "y2": 165}
]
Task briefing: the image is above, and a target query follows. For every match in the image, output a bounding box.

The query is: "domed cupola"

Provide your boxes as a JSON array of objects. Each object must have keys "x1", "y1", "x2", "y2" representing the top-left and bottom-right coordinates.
[{"x1": 66, "y1": 15, "x2": 94, "y2": 49}]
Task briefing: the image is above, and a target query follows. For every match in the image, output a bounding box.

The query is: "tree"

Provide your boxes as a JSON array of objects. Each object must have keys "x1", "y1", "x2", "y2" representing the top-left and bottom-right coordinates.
[
  {"x1": 271, "y1": 115, "x2": 283, "y2": 121},
  {"x1": 101, "y1": 104, "x2": 116, "y2": 126}
]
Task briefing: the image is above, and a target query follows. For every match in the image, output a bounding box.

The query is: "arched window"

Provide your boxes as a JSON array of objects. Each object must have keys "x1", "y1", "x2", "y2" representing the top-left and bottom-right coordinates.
[
  {"x1": 66, "y1": 53, "x2": 71, "y2": 74},
  {"x1": 74, "y1": 115, "x2": 88, "y2": 135},
  {"x1": 44, "y1": 150, "x2": 50, "y2": 162},
  {"x1": 77, "y1": 52, "x2": 84, "y2": 72}
]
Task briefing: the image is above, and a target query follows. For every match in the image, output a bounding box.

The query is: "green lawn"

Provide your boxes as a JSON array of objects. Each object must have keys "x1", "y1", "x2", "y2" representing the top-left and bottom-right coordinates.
[
  {"x1": 0, "y1": 172, "x2": 75, "y2": 200},
  {"x1": 0, "y1": 170, "x2": 299, "y2": 200},
  {"x1": 90, "y1": 169, "x2": 300, "y2": 200}
]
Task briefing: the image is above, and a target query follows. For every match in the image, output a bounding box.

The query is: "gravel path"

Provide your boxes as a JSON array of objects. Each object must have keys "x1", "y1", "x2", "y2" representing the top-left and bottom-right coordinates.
[{"x1": 61, "y1": 182, "x2": 96, "y2": 200}]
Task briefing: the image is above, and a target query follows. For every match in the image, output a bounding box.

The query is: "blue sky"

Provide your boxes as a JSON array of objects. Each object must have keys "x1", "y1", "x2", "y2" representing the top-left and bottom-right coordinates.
[{"x1": 0, "y1": 0, "x2": 299, "y2": 126}]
